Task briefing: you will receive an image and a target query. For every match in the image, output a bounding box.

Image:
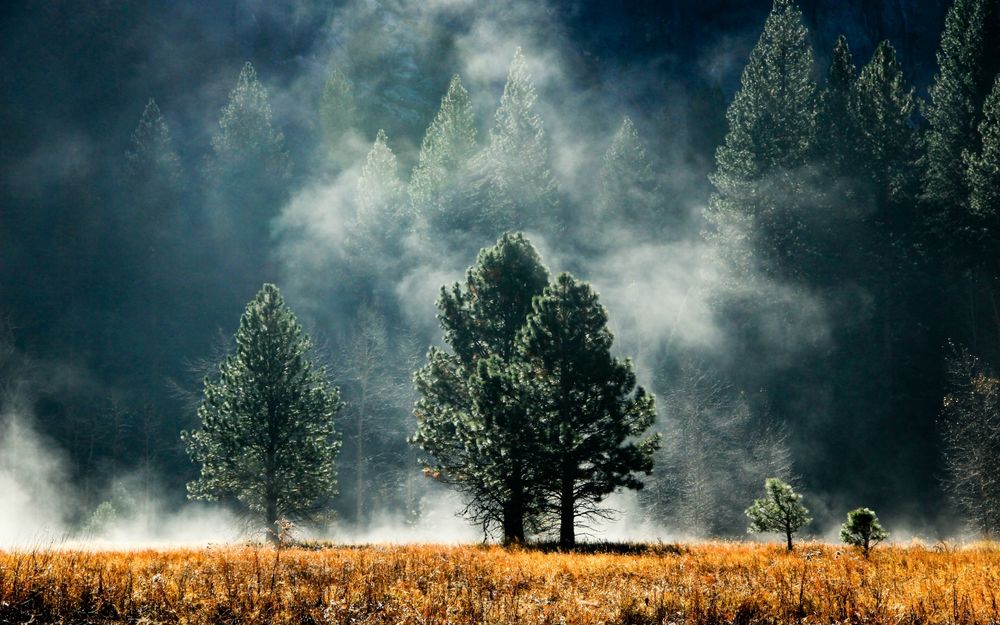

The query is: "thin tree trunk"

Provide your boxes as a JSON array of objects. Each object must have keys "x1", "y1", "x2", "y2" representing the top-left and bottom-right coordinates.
[
  {"x1": 265, "y1": 497, "x2": 279, "y2": 545},
  {"x1": 502, "y1": 465, "x2": 526, "y2": 544},
  {"x1": 559, "y1": 473, "x2": 575, "y2": 549},
  {"x1": 356, "y1": 387, "x2": 366, "y2": 527},
  {"x1": 786, "y1": 525, "x2": 793, "y2": 551}
]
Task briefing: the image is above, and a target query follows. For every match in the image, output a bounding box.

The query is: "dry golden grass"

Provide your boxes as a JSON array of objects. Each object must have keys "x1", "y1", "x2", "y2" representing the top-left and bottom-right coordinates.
[{"x1": 1, "y1": 541, "x2": 999, "y2": 624}]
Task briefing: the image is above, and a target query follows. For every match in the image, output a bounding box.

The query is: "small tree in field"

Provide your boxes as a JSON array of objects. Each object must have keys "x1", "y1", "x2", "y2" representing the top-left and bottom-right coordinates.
[
  {"x1": 746, "y1": 477, "x2": 811, "y2": 550},
  {"x1": 182, "y1": 284, "x2": 342, "y2": 542},
  {"x1": 840, "y1": 507, "x2": 889, "y2": 557}
]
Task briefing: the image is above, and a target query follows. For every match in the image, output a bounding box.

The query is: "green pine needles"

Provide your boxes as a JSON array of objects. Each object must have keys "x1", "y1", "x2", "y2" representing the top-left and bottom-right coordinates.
[
  {"x1": 840, "y1": 507, "x2": 889, "y2": 556},
  {"x1": 183, "y1": 284, "x2": 342, "y2": 542},
  {"x1": 412, "y1": 233, "x2": 658, "y2": 547},
  {"x1": 746, "y1": 477, "x2": 811, "y2": 550}
]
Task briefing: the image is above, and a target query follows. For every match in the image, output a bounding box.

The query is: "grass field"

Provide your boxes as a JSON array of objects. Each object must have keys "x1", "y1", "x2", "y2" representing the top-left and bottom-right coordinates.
[{"x1": 1, "y1": 541, "x2": 999, "y2": 624}]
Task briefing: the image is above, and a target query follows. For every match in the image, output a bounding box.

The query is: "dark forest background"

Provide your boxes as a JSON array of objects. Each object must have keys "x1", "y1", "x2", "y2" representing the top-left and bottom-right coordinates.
[{"x1": 1, "y1": 0, "x2": 997, "y2": 540}]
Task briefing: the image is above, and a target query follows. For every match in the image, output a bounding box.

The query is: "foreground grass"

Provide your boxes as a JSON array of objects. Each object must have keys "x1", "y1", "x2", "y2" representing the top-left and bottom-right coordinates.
[{"x1": 1, "y1": 542, "x2": 999, "y2": 624}]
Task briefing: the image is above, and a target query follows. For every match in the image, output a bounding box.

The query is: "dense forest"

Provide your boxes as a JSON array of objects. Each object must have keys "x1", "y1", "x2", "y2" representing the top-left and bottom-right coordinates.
[{"x1": 2, "y1": 0, "x2": 1000, "y2": 543}]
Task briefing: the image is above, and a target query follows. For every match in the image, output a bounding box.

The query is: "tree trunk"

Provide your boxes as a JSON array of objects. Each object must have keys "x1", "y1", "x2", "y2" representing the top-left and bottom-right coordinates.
[
  {"x1": 265, "y1": 496, "x2": 279, "y2": 545},
  {"x1": 502, "y1": 501, "x2": 525, "y2": 545},
  {"x1": 559, "y1": 475, "x2": 575, "y2": 549},
  {"x1": 356, "y1": 391, "x2": 366, "y2": 527},
  {"x1": 502, "y1": 468, "x2": 526, "y2": 545},
  {"x1": 785, "y1": 525, "x2": 793, "y2": 551}
]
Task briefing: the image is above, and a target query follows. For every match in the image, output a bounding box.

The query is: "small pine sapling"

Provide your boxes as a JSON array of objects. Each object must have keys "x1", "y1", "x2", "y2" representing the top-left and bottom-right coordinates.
[
  {"x1": 746, "y1": 477, "x2": 811, "y2": 551},
  {"x1": 840, "y1": 507, "x2": 889, "y2": 557}
]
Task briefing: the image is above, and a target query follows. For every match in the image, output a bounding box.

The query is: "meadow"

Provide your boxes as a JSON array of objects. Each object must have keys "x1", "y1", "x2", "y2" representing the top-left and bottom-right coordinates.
[{"x1": 1, "y1": 541, "x2": 999, "y2": 624}]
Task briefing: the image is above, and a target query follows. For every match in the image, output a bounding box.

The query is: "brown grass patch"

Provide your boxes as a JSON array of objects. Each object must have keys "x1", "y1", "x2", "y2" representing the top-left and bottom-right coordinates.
[{"x1": 0, "y1": 541, "x2": 998, "y2": 624}]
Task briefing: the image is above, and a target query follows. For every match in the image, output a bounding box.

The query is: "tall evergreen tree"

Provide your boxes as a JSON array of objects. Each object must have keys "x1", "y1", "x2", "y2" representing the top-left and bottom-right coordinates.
[
  {"x1": 923, "y1": 0, "x2": 1000, "y2": 248},
  {"x1": 115, "y1": 98, "x2": 187, "y2": 383},
  {"x1": 211, "y1": 62, "x2": 291, "y2": 184},
  {"x1": 182, "y1": 284, "x2": 342, "y2": 541},
  {"x1": 519, "y1": 273, "x2": 659, "y2": 548},
  {"x1": 852, "y1": 40, "x2": 920, "y2": 234},
  {"x1": 965, "y1": 76, "x2": 1000, "y2": 249},
  {"x1": 349, "y1": 129, "x2": 407, "y2": 288},
  {"x1": 125, "y1": 99, "x2": 182, "y2": 196},
  {"x1": 410, "y1": 75, "x2": 478, "y2": 231},
  {"x1": 480, "y1": 48, "x2": 558, "y2": 234},
  {"x1": 207, "y1": 62, "x2": 291, "y2": 284},
  {"x1": 816, "y1": 36, "x2": 858, "y2": 176},
  {"x1": 319, "y1": 65, "x2": 358, "y2": 156},
  {"x1": 412, "y1": 233, "x2": 550, "y2": 543},
  {"x1": 357, "y1": 129, "x2": 405, "y2": 229},
  {"x1": 122, "y1": 98, "x2": 183, "y2": 252},
  {"x1": 598, "y1": 117, "x2": 663, "y2": 234},
  {"x1": 849, "y1": 39, "x2": 922, "y2": 425},
  {"x1": 707, "y1": 0, "x2": 817, "y2": 282}
]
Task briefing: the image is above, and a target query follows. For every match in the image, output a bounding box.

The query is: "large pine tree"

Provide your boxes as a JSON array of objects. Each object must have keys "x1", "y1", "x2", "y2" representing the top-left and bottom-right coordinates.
[
  {"x1": 319, "y1": 65, "x2": 358, "y2": 160},
  {"x1": 210, "y1": 62, "x2": 291, "y2": 184},
  {"x1": 852, "y1": 40, "x2": 920, "y2": 229},
  {"x1": 923, "y1": 0, "x2": 1000, "y2": 249},
  {"x1": 480, "y1": 48, "x2": 559, "y2": 234},
  {"x1": 849, "y1": 39, "x2": 922, "y2": 410},
  {"x1": 816, "y1": 36, "x2": 858, "y2": 178},
  {"x1": 412, "y1": 233, "x2": 550, "y2": 543},
  {"x1": 597, "y1": 116, "x2": 663, "y2": 235},
  {"x1": 357, "y1": 129, "x2": 405, "y2": 229},
  {"x1": 707, "y1": 0, "x2": 817, "y2": 283},
  {"x1": 519, "y1": 273, "x2": 659, "y2": 548},
  {"x1": 963, "y1": 76, "x2": 1000, "y2": 346},
  {"x1": 122, "y1": 98, "x2": 184, "y2": 253},
  {"x1": 207, "y1": 62, "x2": 292, "y2": 294},
  {"x1": 182, "y1": 284, "x2": 342, "y2": 541},
  {"x1": 409, "y1": 74, "x2": 478, "y2": 232},
  {"x1": 125, "y1": 99, "x2": 182, "y2": 197},
  {"x1": 966, "y1": 76, "x2": 1000, "y2": 236},
  {"x1": 349, "y1": 129, "x2": 407, "y2": 287}
]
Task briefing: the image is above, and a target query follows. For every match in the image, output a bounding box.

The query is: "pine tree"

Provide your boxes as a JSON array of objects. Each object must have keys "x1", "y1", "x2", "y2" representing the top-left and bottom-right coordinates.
[
  {"x1": 412, "y1": 233, "x2": 550, "y2": 543},
  {"x1": 851, "y1": 40, "x2": 921, "y2": 380},
  {"x1": 519, "y1": 273, "x2": 659, "y2": 548},
  {"x1": 840, "y1": 507, "x2": 889, "y2": 556},
  {"x1": 816, "y1": 36, "x2": 858, "y2": 176},
  {"x1": 410, "y1": 75, "x2": 478, "y2": 230},
  {"x1": 923, "y1": 0, "x2": 999, "y2": 247},
  {"x1": 319, "y1": 66, "x2": 358, "y2": 153},
  {"x1": 122, "y1": 98, "x2": 183, "y2": 252},
  {"x1": 357, "y1": 129, "x2": 405, "y2": 229},
  {"x1": 182, "y1": 284, "x2": 342, "y2": 541},
  {"x1": 852, "y1": 41, "x2": 920, "y2": 215},
  {"x1": 480, "y1": 48, "x2": 559, "y2": 234},
  {"x1": 965, "y1": 76, "x2": 1000, "y2": 244},
  {"x1": 707, "y1": 0, "x2": 817, "y2": 282},
  {"x1": 598, "y1": 117, "x2": 663, "y2": 233},
  {"x1": 207, "y1": 61, "x2": 292, "y2": 279},
  {"x1": 746, "y1": 477, "x2": 811, "y2": 550},
  {"x1": 211, "y1": 62, "x2": 291, "y2": 182},
  {"x1": 125, "y1": 99, "x2": 182, "y2": 193}
]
